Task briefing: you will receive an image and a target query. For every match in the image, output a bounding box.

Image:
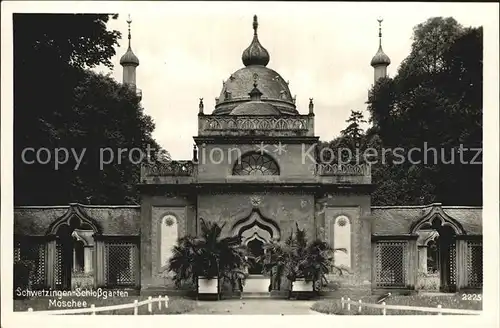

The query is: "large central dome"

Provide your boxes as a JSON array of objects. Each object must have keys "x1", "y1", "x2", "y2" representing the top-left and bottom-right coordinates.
[{"x1": 212, "y1": 16, "x2": 298, "y2": 115}]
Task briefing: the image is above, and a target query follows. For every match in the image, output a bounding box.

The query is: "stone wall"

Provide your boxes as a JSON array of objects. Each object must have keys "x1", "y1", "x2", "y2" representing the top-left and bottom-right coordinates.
[
  {"x1": 139, "y1": 194, "x2": 195, "y2": 291},
  {"x1": 196, "y1": 143, "x2": 317, "y2": 181},
  {"x1": 317, "y1": 193, "x2": 372, "y2": 287},
  {"x1": 197, "y1": 191, "x2": 316, "y2": 241}
]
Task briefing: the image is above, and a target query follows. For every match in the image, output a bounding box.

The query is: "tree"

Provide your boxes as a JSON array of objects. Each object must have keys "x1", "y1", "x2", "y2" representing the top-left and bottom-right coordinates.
[
  {"x1": 340, "y1": 110, "x2": 367, "y2": 141},
  {"x1": 398, "y1": 17, "x2": 464, "y2": 77},
  {"x1": 14, "y1": 14, "x2": 162, "y2": 205},
  {"x1": 365, "y1": 18, "x2": 482, "y2": 206},
  {"x1": 317, "y1": 110, "x2": 368, "y2": 165}
]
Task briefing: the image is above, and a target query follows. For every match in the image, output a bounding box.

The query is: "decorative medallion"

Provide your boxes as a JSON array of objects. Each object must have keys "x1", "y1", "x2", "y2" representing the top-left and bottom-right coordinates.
[
  {"x1": 300, "y1": 200, "x2": 308, "y2": 208},
  {"x1": 318, "y1": 227, "x2": 325, "y2": 240},
  {"x1": 250, "y1": 196, "x2": 262, "y2": 207},
  {"x1": 337, "y1": 217, "x2": 347, "y2": 227},
  {"x1": 164, "y1": 216, "x2": 175, "y2": 227}
]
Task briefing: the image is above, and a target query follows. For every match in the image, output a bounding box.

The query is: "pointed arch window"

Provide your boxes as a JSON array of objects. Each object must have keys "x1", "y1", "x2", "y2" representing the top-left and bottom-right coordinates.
[{"x1": 233, "y1": 152, "x2": 279, "y2": 176}]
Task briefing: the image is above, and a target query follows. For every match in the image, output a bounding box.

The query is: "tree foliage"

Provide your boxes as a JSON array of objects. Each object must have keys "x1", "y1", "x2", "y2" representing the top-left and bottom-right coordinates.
[
  {"x1": 322, "y1": 17, "x2": 482, "y2": 206},
  {"x1": 14, "y1": 14, "x2": 160, "y2": 205}
]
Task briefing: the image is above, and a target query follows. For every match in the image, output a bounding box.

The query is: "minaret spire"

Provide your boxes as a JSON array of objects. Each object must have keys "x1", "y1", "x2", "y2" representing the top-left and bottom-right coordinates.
[
  {"x1": 120, "y1": 14, "x2": 140, "y2": 97},
  {"x1": 370, "y1": 17, "x2": 391, "y2": 84}
]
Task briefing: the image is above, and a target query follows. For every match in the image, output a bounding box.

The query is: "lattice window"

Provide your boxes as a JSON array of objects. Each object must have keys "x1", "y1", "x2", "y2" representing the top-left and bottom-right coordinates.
[
  {"x1": 105, "y1": 242, "x2": 138, "y2": 286},
  {"x1": 19, "y1": 241, "x2": 46, "y2": 288},
  {"x1": 448, "y1": 242, "x2": 457, "y2": 286},
  {"x1": 55, "y1": 242, "x2": 62, "y2": 287},
  {"x1": 14, "y1": 246, "x2": 21, "y2": 262},
  {"x1": 466, "y1": 240, "x2": 483, "y2": 288},
  {"x1": 233, "y1": 152, "x2": 279, "y2": 176},
  {"x1": 375, "y1": 241, "x2": 408, "y2": 288}
]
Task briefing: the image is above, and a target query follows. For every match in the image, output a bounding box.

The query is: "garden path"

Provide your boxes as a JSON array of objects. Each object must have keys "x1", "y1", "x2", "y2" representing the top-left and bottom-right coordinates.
[{"x1": 185, "y1": 299, "x2": 319, "y2": 315}]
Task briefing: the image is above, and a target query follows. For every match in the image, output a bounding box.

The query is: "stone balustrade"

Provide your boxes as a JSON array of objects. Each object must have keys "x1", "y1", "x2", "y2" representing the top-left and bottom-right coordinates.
[
  {"x1": 316, "y1": 163, "x2": 371, "y2": 176},
  {"x1": 141, "y1": 160, "x2": 194, "y2": 177},
  {"x1": 198, "y1": 115, "x2": 314, "y2": 136}
]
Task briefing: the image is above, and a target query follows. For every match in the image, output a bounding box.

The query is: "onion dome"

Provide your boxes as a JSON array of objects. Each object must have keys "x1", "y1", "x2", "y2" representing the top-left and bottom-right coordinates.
[
  {"x1": 213, "y1": 15, "x2": 298, "y2": 115},
  {"x1": 120, "y1": 17, "x2": 139, "y2": 67},
  {"x1": 370, "y1": 18, "x2": 390, "y2": 67},
  {"x1": 242, "y1": 15, "x2": 270, "y2": 67},
  {"x1": 370, "y1": 46, "x2": 391, "y2": 67}
]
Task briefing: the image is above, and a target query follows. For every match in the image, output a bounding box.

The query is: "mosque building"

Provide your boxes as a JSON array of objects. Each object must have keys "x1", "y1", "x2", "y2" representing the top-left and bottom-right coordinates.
[{"x1": 14, "y1": 16, "x2": 482, "y2": 295}]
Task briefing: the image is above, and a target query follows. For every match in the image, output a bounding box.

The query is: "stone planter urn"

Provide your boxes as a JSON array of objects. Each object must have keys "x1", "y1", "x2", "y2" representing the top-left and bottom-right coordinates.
[
  {"x1": 197, "y1": 276, "x2": 219, "y2": 294},
  {"x1": 291, "y1": 278, "x2": 314, "y2": 292}
]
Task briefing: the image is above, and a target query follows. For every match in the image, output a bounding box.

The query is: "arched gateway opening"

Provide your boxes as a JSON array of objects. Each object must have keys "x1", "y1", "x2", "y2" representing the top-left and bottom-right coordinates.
[
  {"x1": 231, "y1": 208, "x2": 281, "y2": 293},
  {"x1": 246, "y1": 235, "x2": 266, "y2": 275},
  {"x1": 413, "y1": 214, "x2": 463, "y2": 293},
  {"x1": 48, "y1": 208, "x2": 100, "y2": 290}
]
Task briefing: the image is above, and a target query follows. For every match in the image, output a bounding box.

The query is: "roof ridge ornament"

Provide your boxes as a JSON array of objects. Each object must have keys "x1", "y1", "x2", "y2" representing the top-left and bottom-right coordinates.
[
  {"x1": 248, "y1": 73, "x2": 263, "y2": 100},
  {"x1": 242, "y1": 15, "x2": 270, "y2": 67}
]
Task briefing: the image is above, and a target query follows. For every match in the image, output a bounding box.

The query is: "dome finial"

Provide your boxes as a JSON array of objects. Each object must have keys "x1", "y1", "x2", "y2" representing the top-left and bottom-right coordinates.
[
  {"x1": 242, "y1": 15, "x2": 270, "y2": 67},
  {"x1": 377, "y1": 17, "x2": 383, "y2": 47},
  {"x1": 127, "y1": 14, "x2": 132, "y2": 49},
  {"x1": 253, "y1": 15, "x2": 258, "y2": 35}
]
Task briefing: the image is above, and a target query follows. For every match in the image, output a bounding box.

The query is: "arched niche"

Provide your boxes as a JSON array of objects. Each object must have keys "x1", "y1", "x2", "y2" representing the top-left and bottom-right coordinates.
[
  {"x1": 410, "y1": 206, "x2": 465, "y2": 235},
  {"x1": 231, "y1": 208, "x2": 281, "y2": 241},
  {"x1": 333, "y1": 215, "x2": 351, "y2": 269},
  {"x1": 47, "y1": 205, "x2": 101, "y2": 236},
  {"x1": 159, "y1": 214, "x2": 178, "y2": 271}
]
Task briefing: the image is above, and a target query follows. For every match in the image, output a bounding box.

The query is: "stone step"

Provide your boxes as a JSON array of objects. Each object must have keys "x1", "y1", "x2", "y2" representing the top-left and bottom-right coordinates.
[{"x1": 241, "y1": 292, "x2": 271, "y2": 299}]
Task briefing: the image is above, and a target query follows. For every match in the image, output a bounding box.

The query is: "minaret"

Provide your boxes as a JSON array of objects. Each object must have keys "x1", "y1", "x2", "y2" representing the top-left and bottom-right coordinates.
[
  {"x1": 370, "y1": 18, "x2": 391, "y2": 84},
  {"x1": 120, "y1": 15, "x2": 140, "y2": 96}
]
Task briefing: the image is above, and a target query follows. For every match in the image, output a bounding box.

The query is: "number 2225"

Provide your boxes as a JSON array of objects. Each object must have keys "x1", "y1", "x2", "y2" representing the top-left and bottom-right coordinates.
[{"x1": 461, "y1": 293, "x2": 482, "y2": 301}]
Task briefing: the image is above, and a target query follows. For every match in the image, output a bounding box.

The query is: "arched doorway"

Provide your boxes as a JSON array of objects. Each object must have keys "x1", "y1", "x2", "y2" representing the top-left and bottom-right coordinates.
[
  {"x1": 231, "y1": 208, "x2": 281, "y2": 293},
  {"x1": 415, "y1": 216, "x2": 459, "y2": 293},
  {"x1": 245, "y1": 235, "x2": 266, "y2": 275},
  {"x1": 48, "y1": 207, "x2": 100, "y2": 291}
]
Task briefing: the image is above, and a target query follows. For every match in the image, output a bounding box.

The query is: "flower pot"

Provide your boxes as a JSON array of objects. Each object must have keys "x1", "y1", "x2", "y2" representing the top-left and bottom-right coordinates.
[
  {"x1": 198, "y1": 277, "x2": 219, "y2": 294},
  {"x1": 292, "y1": 278, "x2": 314, "y2": 292}
]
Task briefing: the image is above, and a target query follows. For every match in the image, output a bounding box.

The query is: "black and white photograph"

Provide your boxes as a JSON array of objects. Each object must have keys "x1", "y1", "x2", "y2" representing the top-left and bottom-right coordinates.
[{"x1": 1, "y1": 1, "x2": 498, "y2": 327}]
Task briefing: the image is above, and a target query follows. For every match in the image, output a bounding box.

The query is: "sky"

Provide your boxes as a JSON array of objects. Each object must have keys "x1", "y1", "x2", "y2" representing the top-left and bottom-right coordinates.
[{"x1": 85, "y1": 2, "x2": 494, "y2": 160}]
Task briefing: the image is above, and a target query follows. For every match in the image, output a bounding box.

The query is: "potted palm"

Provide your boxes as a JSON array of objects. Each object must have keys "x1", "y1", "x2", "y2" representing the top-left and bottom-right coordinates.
[
  {"x1": 262, "y1": 223, "x2": 347, "y2": 297},
  {"x1": 168, "y1": 219, "x2": 247, "y2": 299}
]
